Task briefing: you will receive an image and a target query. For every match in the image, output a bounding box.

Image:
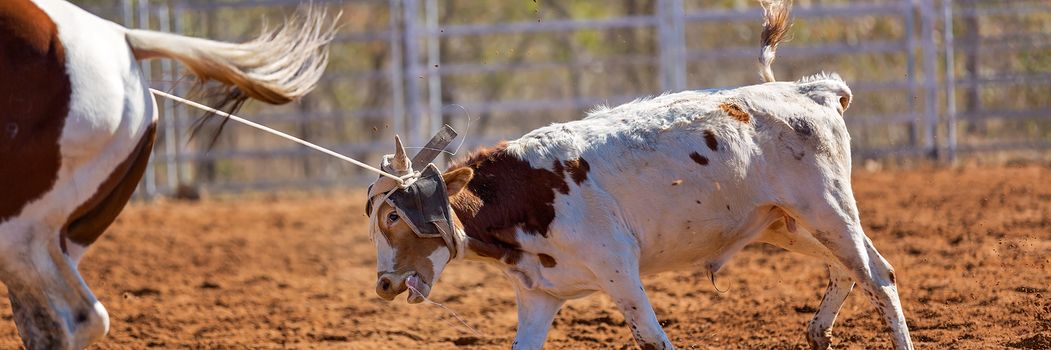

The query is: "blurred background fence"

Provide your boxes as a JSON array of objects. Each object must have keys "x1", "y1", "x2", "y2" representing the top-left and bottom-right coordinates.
[{"x1": 72, "y1": 0, "x2": 1051, "y2": 197}]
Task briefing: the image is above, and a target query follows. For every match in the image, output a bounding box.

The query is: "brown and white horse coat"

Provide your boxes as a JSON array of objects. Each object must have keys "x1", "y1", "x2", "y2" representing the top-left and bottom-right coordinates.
[
  {"x1": 368, "y1": 3, "x2": 913, "y2": 349},
  {"x1": 0, "y1": 1, "x2": 334, "y2": 348}
]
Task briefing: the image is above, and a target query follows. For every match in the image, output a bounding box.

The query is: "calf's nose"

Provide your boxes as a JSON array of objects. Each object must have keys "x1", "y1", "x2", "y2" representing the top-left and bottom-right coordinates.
[{"x1": 375, "y1": 273, "x2": 408, "y2": 301}]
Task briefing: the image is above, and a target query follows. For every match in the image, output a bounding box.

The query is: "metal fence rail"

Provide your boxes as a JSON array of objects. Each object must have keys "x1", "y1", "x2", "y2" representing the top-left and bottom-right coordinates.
[{"x1": 76, "y1": 0, "x2": 1050, "y2": 196}]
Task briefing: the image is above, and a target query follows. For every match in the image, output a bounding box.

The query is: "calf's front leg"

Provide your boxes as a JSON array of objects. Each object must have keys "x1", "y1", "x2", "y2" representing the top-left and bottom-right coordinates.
[
  {"x1": 511, "y1": 284, "x2": 565, "y2": 350},
  {"x1": 601, "y1": 265, "x2": 674, "y2": 350}
]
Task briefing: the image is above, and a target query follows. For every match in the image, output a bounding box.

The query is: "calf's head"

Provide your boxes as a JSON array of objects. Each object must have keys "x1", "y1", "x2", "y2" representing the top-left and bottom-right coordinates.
[{"x1": 366, "y1": 137, "x2": 473, "y2": 303}]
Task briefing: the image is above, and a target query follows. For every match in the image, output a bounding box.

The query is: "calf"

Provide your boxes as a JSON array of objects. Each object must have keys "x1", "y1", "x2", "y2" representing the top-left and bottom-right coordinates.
[{"x1": 365, "y1": 2, "x2": 913, "y2": 349}]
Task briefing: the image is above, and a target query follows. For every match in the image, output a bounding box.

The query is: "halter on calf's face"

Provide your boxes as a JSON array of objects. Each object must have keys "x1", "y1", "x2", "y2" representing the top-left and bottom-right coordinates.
[{"x1": 366, "y1": 128, "x2": 472, "y2": 303}]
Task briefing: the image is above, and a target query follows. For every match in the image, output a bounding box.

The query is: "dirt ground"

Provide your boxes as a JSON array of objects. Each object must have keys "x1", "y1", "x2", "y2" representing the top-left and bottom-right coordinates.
[{"x1": 0, "y1": 166, "x2": 1048, "y2": 349}]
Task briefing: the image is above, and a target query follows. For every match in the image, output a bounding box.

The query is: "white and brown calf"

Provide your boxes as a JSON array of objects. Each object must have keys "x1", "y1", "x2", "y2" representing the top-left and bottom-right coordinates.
[
  {"x1": 0, "y1": 1, "x2": 333, "y2": 348},
  {"x1": 367, "y1": 3, "x2": 912, "y2": 349}
]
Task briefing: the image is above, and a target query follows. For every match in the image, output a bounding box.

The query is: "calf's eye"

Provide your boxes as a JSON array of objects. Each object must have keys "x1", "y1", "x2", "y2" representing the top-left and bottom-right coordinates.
[{"x1": 387, "y1": 212, "x2": 400, "y2": 223}]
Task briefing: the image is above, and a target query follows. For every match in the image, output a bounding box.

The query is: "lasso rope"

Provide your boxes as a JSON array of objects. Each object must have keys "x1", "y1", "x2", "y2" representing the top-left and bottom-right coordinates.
[
  {"x1": 150, "y1": 89, "x2": 406, "y2": 184},
  {"x1": 406, "y1": 275, "x2": 484, "y2": 337}
]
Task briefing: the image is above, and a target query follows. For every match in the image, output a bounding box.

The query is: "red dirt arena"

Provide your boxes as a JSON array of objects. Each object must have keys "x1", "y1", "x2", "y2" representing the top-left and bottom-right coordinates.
[{"x1": 0, "y1": 165, "x2": 1047, "y2": 349}]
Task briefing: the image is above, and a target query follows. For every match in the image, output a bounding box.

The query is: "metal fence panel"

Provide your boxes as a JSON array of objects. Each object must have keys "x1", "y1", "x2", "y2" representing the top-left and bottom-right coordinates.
[{"x1": 73, "y1": 0, "x2": 1050, "y2": 196}]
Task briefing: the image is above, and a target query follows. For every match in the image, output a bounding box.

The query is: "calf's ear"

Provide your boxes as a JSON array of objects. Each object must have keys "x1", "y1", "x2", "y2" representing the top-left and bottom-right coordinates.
[{"x1": 443, "y1": 167, "x2": 474, "y2": 196}]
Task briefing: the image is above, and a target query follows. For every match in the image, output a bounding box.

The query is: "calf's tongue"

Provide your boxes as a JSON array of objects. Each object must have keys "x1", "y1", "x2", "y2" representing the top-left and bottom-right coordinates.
[
  {"x1": 406, "y1": 275, "x2": 420, "y2": 290},
  {"x1": 406, "y1": 275, "x2": 425, "y2": 304}
]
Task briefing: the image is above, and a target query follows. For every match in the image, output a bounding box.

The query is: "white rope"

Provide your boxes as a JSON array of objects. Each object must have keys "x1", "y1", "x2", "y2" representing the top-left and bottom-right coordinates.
[
  {"x1": 406, "y1": 275, "x2": 483, "y2": 337},
  {"x1": 150, "y1": 89, "x2": 404, "y2": 184}
]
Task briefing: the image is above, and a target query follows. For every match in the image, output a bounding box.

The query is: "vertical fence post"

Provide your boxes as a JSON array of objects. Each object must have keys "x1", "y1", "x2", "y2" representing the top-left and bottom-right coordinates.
[
  {"x1": 172, "y1": 0, "x2": 187, "y2": 188},
  {"x1": 903, "y1": 0, "x2": 920, "y2": 151},
  {"x1": 942, "y1": 0, "x2": 957, "y2": 163},
  {"x1": 137, "y1": 0, "x2": 150, "y2": 69},
  {"x1": 918, "y1": 0, "x2": 940, "y2": 158},
  {"x1": 425, "y1": 0, "x2": 442, "y2": 151},
  {"x1": 389, "y1": 0, "x2": 405, "y2": 148},
  {"x1": 402, "y1": 0, "x2": 424, "y2": 148},
  {"x1": 656, "y1": 0, "x2": 686, "y2": 92},
  {"x1": 121, "y1": 0, "x2": 135, "y2": 33},
  {"x1": 157, "y1": 2, "x2": 181, "y2": 194}
]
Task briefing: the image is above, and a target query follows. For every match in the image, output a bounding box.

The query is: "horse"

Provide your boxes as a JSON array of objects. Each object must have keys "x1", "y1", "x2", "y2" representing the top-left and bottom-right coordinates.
[{"x1": 0, "y1": 0, "x2": 335, "y2": 348}]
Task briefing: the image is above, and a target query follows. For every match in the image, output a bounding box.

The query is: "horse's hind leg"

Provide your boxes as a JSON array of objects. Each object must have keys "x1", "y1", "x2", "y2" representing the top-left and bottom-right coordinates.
[{"x1": 0, "y1": 224, "x2": 109, "y2": 350}]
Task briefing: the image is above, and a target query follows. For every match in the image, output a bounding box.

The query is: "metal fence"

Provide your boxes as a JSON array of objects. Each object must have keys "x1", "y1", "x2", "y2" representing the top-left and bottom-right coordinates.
[{"x1": 75, "y1": 0, "x2": 1051, "y2": 196}]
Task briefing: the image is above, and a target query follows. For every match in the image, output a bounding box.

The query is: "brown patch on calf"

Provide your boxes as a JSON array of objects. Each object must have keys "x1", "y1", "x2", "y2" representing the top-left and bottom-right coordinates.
[
  {"x1": 449, "y1": 183, "x2": 483, "y2": 217},
  {"x1": 448, "y1": 144, "x2": 570, "y2": 264},
  {"x1": 703, "y1": 130, "x2": 718, "y2": 151},
  {"x1": 0, "y1": 1, "x2": 71, "y2": 222},
  {"x1": 449, "y1": 181, "x2": 523, "y2": 264},
  {"x1": 538, "y1": 254, "x2": 557, "y2": 268},
  {"x1": 768, "y1": 220, "x2": 785, "y2": 231},
  {"x1": 689, "y1": 152, "x2": 708, "y2": 165},
  {"x1": 719, "y1": 102, "x2": 750, "y2": 123},
  {"x1": 64, "y1": 124, "x2": 158, "y2": 247},
  {"x1": 563, "y1": 158, "x2": 590, "y2": 185}
]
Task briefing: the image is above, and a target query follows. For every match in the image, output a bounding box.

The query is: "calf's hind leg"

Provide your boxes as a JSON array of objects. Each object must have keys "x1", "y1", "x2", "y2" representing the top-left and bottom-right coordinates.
[
  {"x1": 793, "y1": 196, "x2": 914, "y2": 349},
  {"x1": 807, "y1": 265, "x2": 854, "y2": 350},
  {"x1": 758, "y1": 221, "x2": 855, "y2": 349}
]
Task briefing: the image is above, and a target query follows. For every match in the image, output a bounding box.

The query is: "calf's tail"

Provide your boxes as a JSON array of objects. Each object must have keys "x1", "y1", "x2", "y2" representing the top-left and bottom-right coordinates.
[{"x1": 758, "y1": 0, "x2": 792, "y2": 83}]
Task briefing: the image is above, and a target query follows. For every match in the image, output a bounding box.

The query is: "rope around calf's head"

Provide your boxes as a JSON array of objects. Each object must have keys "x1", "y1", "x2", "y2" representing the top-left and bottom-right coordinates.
[{"x1": 150, "y1": 88, "x2": 405, "y2": 184}]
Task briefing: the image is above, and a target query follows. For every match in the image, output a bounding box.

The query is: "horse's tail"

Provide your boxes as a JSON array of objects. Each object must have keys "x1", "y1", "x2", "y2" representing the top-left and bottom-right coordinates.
[
  {"x1": 125, "y1": 7, "x2": 337, "y2": 106},
  {"x1": 758, "y1": 0, "x2": 792, "y2": 83}
]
